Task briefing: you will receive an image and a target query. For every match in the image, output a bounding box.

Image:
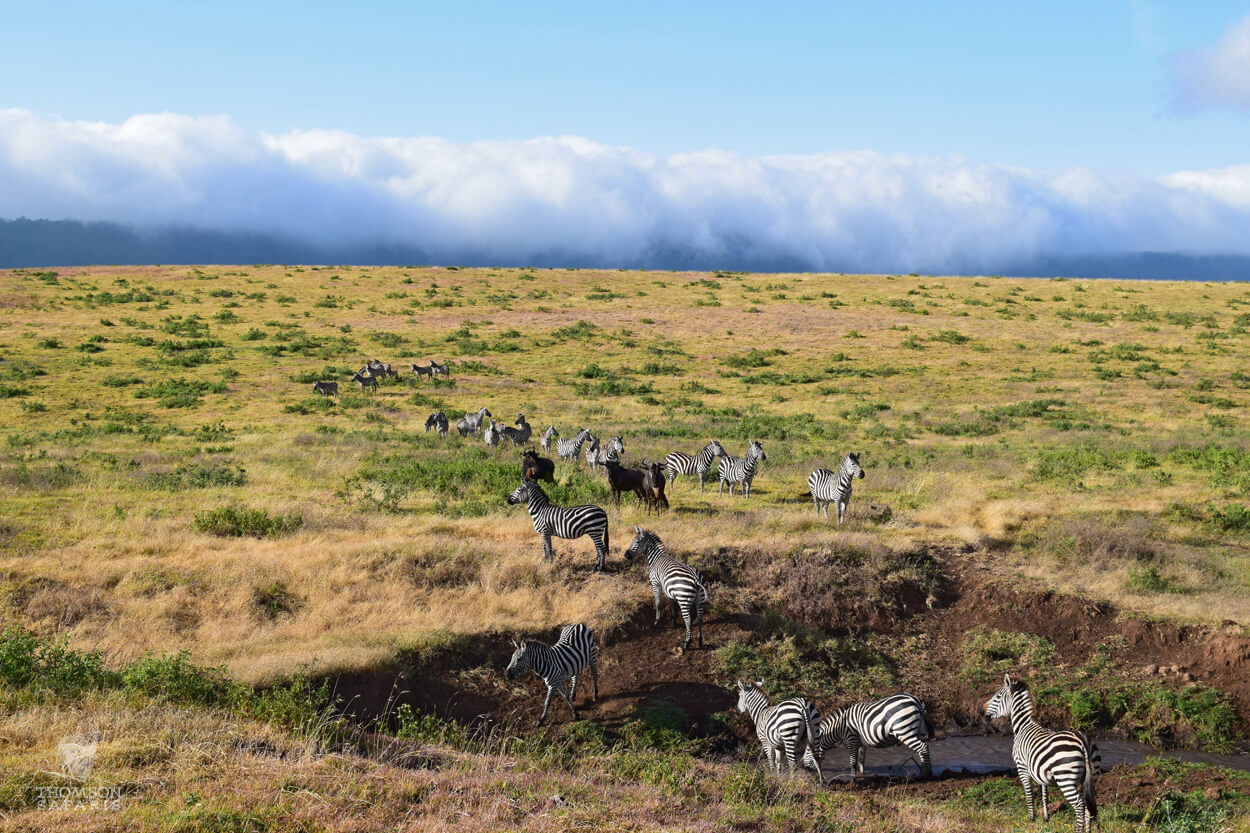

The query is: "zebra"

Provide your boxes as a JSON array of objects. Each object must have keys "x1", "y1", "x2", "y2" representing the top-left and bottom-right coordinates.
[
  {"x1": 430, "y1": 361, "x2": 450, "y2": 379},
  {"x1": 594, "y1": 436, "x2": 624, "y2": 469},
  {"x1": 809, "y1": 452, "x2": 865, "y2": 523},
  {"x1": 380, "y1": 363, "x2": 398, "y2": 379},
  {"x1": 664, "y1": 440, "x2": 726, "y2": 492},
  {"x1": 623, "y1": 527, "x2": 708, "y2": 650},
  {"x1": 506, "y1": 480, "x2": 610, "y2": 571},
  {"x1": 541, "y1": 426, "x2": 560, "y2": 453},
  {"x1": 556, "y1": 428, "x2": 591, "y2": 461},
  {"x1": 312, "y1": 380, "x2": 338, "y2": 397},
  {"x1": 351, "y1": 370, "x2": 378, "y2": 393},
  {"x1": 802, "y1": 692, "x2": 935, "y2": 778},
  {"x1": 456, "y1": 406, "x2": 491, "y2": 437},
  {"x1": 584, "y1": 434, "x2": 600, "y2": 469},
  {"x1": 411, "y1": 362, "x2": 434, "y2": 381},
  {"x1": 718, "y1": 440, "x2": 766, "y2": 497},
  {"x1": 505, "y1": 623, "x2": 599, "y2": 725},
  {"x1": 735, "y1": 681, "x2": 822, "y2": 782},
  {"x1": 424, "y1": 411, "x2": 449, "y2": 437},
  {"x1": 499, "y1": 413, "x2": 532, "y2": 447},
  {"x1": 484, "y1": 419, "x2": 503, "y2": 450},
  {"x1": 986, "y1": 674, "x2": 1100, "y2": 833}
]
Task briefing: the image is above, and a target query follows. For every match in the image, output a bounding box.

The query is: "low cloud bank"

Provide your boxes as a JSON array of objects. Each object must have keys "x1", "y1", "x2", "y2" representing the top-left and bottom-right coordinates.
[{"x1": 2, "y1": 108, "x2": 1250, "y2": 275}]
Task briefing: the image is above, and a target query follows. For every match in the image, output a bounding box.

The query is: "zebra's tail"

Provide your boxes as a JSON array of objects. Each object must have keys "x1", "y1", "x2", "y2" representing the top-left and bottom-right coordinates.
[
  {"x1": 1083, "y1": 737, "x2": 1100, "y2": 825},
  {"x1": 804, "y1": 701, "x2": 823, "y2": 782},
  {"x1": 920, "y1": 700, "x2": 936, "y2": 739}
]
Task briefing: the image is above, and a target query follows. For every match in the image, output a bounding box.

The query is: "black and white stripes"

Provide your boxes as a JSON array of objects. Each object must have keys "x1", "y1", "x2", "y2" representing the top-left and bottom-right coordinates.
[
  {"x1": 986, "y1": 674, "x2": 1100, "y2": 833},
  {"x1": 556, "y1": 428, "x2": 591, "y2": 461},
  {"x1": 506, "y1": 480, "x2": 610, "y2": 571},
  {"x1": 623, "y1": 527, "x2": 709, "y2": 650},
  {"x1": 808, "y1": 452, "x2": 865, "y2": 523},
  {"x1": 718, "y1": 440, "x2": 766, "y2": 497},
  {"x1": 505, "y1": 623, "x2": 599, "y2": 725},
  {"x1": 803, "y1": 692, "x2": 934, "y2": 777},
  {"x1": 664, "y1": 440, "x2": 726, "y2": 492},
  {"x1": 736, "y1": 681, "x2": 823, "y2": 782}
]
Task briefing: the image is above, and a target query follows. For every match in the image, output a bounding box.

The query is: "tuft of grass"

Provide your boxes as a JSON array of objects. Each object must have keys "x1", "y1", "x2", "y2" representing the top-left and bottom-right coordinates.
[{"x1": 192, "y1": 505, "x2": 303, "y2": 538}]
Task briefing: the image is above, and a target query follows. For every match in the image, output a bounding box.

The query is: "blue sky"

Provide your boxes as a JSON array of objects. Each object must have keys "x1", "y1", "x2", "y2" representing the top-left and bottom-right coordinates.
[
  {"x1": 3, "y1": 2, "x2": 1250, "y2": 272},
  {"x1": 4, "y1": 1, "x2": 1248, "y2": 173}
]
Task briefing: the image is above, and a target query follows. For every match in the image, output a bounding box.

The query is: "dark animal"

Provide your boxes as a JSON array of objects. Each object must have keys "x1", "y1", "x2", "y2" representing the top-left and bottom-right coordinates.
[
  {"x1": 604, "y1": 459, "x2": 647, "y2": 508},
  {"x1": 312, "y1": 380, "x2": 338, "y2": 397},
  {"x1": 522, "y1": 449, "x2": 555, "y2": 483},
  {"x1": 424, "y1": 411, "x2": 449, "y2": 437},
  {"x1": 641, "y1": 461, "x2": 669, "y2": 514}
]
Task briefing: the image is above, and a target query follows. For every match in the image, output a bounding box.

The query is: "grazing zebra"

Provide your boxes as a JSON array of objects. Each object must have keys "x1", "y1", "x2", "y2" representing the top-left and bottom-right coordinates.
[
  {"x1": 499, "y1": 413, "x2": 532, "y2": 447},
  {"x1": 312, "y1": 380, "x2": 338, "y2": 397},
  {"x1": 380, "y1": 363, "x2": 398, "y2": 379},
  {"x1": 541, "y1": 426, "x2": 559, "y2": 453},
  {"x1": 718, "y1": 440, "x2": 766, "y2": 497},
  {"x1": 430, "y1": 361, "x2": 450, "y2": 378},
  {"x1": 664, "y1": 440, "x2": 726, "y2": 492},
  {"x1": 591, "y1": 436, "x2": 624, "y2": 470},
  {"x1": 505, "y1": 624, "x2": 599, "y2": 725},
  {"x1": 424, "y1": 411, "x2": 449, "y2": 437},
  {"x1": 411, "y1": 362, "x2": 434, "y2": 381},
  {"x1": 623, "y1": 528, "x2": 708, "y2": 650},
  {"x1": 735, "y1": 681, "x2": 822, "y2": 782},
  {"x1": 506, "y1": 480, "x2": 610, "y2": 571},
  {"x1": 986, "y1": 674, "x2": 1100, "y2": 833},
  {"x1": 802, "y1": 693, "x2": 935, "y2": 778},
  {"x1": 484, "y1": 419, "x2": 503, "y2": 450},
  {"x1": 456, "y1": 406, "x2": 491, "y2": 437},
  {"x1": 351, "y1": 370, "x2": 378, "y2": 393},
  {"x1": 556, "y1": 428, "x2": 591, "y2": 461},
  {"x1": 809, "y1": 452, "x2": 865, "y2": 523}
]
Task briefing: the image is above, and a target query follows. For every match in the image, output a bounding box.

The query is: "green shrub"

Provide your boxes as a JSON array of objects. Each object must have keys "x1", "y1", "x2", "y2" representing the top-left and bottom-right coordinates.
[
  {"x1": 193, "y1": 505, "x2": 303, "y2": 538},
  {"x1": 148, "y1": 462, "x2": 246, "y2": 491}
]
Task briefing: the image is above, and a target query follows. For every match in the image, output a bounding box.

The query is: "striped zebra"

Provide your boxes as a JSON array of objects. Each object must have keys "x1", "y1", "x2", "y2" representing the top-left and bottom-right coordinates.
[
  {"x1": 809, "y1": 452, "x2": 865, "y2": 523},
  {"x1": 735, "y1": 681, "x2": 822, "y2": 782},
  {"x1": 351, "y1": 370, "x2": 378, "y2": 393},
  {"x1": 311, "y1": 380, "x2": 338, "y2": 397},
  {"x1": 541, "y1": 426, "x2": 559, "y2": 453},
  {"x1": 592, "y1": 436, "x2": 624, "y2": 470},
  {"x1": 430, "y1": 360, "x2": 450, "y2": 378},
  {"x1": 802, "y1": 692, "x2": 935, "y2": 778},
  {"x1": 718, "y1": 440, "x2": 766, "y2": 497},
  {"x1": 584, "y1": 434, "x2": 600, "y2": 469},
  {"x1": 624, "y1": 528, "x2": 708, "y2": 650},
  {"x1": 424, "y1": 411, "x2": 449, "y2": 437},
  {"x1": 986, "y1": 674, "x2": 1100, "y2": 833},
  {"x1": 456, "y1": 406, "x2": 491, "y2": 437},
  {"x1": 505, "y1": 624, "x2": 599, "y2": 725},
  {"x1": 506, "y1": 480, "x2": 610, "y2": 571},
  {"x1": 484, "y1": 419, "x2": 503, "y2": 450},
  {"x1": 556, "y1": 428, "x2": 591, "y2": 461},
  {"x1": 411, "y1": 362, "x2": 434, "y2": 381},
  {"x1": 664, "y1": 440, "x2": 726, "y2": 492},
  {"x1": 499, "y1": 413, "x2": 532, "y2": 447}
]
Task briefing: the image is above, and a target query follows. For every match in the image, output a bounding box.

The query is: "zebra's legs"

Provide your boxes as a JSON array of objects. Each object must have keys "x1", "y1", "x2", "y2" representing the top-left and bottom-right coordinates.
[
  {"x1": 541, "y1": 531, "x2": 554, "y2": 561},
  {"x1": 590, "y1": 648, "x2": 599, "y2": 701},
  {"x1": 593, "y1": 532, "x2": 607, "y2": 571},
  {"x1": 542, "y1": 681, "x2": 577, "y2": 723},
  {"x1": 691, "y1": 599, "x2": 703, "y2": 648},
  {"x1": 1056, "y1": 781, "x2": 1086, "y2": 833},
  {"x1": 903, "y1": 736, "x2": 932, "y2": 777},
  {"x1": 652, "y1": 583, "x2": 664, "y2": 626},
  {"x1": 718, "y1": 477, "x2": 725, "y2": 495},
  {"x1": 1016, "y1": 764, "x2": 1036, "y2": 821},
  {"x1": 785, "y1": 739, "x2": 799, "y2": 775},
  {"x1": 697, "y1": 471, "x2": 705, "y2": 492},
  {"x1": 1040, "y1": 782, "x2": 1049, "y2": 820},
  {"x1": 569, "y1": 673, "x2": 579, "y2": 702},
  {"x1": 813, "y1": 496, "x2": 820, "y2": 516},
  {"x1": 670, "y1": 598, "x2": 681, "y2": 628}
]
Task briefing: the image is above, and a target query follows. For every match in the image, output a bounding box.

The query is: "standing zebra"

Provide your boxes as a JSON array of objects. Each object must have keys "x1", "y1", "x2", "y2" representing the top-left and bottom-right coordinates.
[
  {"x1": 718, "y1": 440, "x2": 766, "y2": 497},
  {"x1": 540, "y1": 426, "x2": 560, "y2": 453},
  {"x1": 735, "y1": 681, "x2": 822, "y2": 782},
  {"x1": 664, "y1": 440, "x2": 726, "y2": 492},
  {"x1": 499, "y1": 413, "x2": 532, "y2": 447},
  {"x1": 430, "y1": 360, "x2": 450, "y2": 379},
  {"x1": 424, "y1": 411, "x2": 449, "y2": 437},
  {"x1": 506, "y1": 481, "x2": 610, "y2": 571},
  {"x1": 623, "y1": 528, "x2": 708, "y2": 650},
  {"x1": 505, "y1": 624, "x2": 599, "y2": 725},
  {"x1": 594, "y1": 436, "x2": 624, "y2": 470},
  {"x1": 584, "y1": 434, "x2": 600, "y2": 470},
  {"x1": 802, "y1": 692, "x2": 935, "y2": 778},
  {"x1": 351, "y1": 370, "x2": 378, "y2": 393},
  {"x1": 312, "y1": 380, "x2": 338, "y2": 397},
  {"x1": 986, "y1": 674, "x2": 1100, "y2": 833},
  {"x1": 411, "y1": 362, "x2": 434, "y2": 381},
  {"x1": 556, "y1": 428, "x2": 591, "y2": 461},
  {"x1": 456, "y1": 406, "x2": 491, "y2": 437},
  {"x1": 484, "y1": 419, "x2": 503, "y2": 450},
  {"x1": 809, "y1": 452, "x2": 865, "y2": 523}
]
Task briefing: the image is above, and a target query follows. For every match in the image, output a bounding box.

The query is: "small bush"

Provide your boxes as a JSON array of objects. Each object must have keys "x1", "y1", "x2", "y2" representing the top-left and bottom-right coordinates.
[
  {"x1": 148, "y1": 462, "x2": 246, "y2": 491},
  {"x1": 193, "y1": 505, "x2": 303, "y2": 538}
]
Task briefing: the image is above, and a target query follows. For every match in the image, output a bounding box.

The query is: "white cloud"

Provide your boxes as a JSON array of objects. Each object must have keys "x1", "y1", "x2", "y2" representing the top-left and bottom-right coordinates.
[
  {"x1": 1171, "y1": 15, "x2": 1250, "y2": 112},
  {"x1": 2, "y1": 107, "x2": 1250, "y2": 272}
]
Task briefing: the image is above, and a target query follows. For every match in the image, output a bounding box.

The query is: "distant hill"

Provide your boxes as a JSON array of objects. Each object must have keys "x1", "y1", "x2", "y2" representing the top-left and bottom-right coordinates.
[{"x1": 2, "y1": 217, "x2": 1249, "y2": 280}]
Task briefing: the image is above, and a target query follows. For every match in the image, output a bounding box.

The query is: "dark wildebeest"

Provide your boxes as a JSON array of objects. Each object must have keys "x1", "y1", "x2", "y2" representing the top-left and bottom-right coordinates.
[
  {"x1": 642, "y1": 460, "x2": 669, "y2": 515},
  {"x1": 604, "y1": 459, "x2": 647, "y2": 508},
  {"x1": 522, "y1": 449, "x2": 555, "y2": 483}
]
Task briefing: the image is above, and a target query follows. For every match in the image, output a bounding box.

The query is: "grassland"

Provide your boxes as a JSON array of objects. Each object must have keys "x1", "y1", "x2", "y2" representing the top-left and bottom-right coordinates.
[{"x1": 3, "y1": 264, "x2": 1250, "y2": 830}]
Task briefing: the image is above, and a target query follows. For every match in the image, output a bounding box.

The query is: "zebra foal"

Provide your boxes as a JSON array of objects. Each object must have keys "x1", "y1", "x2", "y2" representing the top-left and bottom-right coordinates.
[
  {"x1": 809, "y1": 452, "x2": 865, "y2": 523},
  {"x1": 986, "y1": 674, "x2": 1100, "y2": 833},
  {"x1": 506, "y1": 480, "x2": 610, "y2": 571},
  {"x1": 505, "y1": 624, "x2": 599, "y2": 725},
  {"x1": 624, "y1": 528, "x2": 708, "y2": 650}
]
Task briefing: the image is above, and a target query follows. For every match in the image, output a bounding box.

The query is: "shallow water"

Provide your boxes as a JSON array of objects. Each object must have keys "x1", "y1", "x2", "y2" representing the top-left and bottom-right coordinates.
[{"x1": 817, "y1": 735, "x2": 1250, "y2": 782}]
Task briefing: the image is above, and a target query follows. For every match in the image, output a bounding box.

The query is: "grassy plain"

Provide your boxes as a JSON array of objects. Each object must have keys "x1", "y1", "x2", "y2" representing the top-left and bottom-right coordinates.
[{"x1": 2, "y1": 264, "x2": 1250, "y2": 830}]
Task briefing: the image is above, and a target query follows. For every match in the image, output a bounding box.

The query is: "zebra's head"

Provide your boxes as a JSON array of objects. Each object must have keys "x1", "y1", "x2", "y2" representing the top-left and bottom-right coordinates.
[
  {"x1": 424, "y1": 412, "x2": 439, "y2": 431},
  {"x1": 506, "y1": 481, "x2": 540, "y2": 505},
  {"x1": 709, "y1": 440, "x2": 726, "y2": 457},
  {"x1": 504, "y1": 639, "x2": 533, "y2": 678},
  {"x1": 623, "y1": 526, "x2": 661, "y2": 562},
  {"x1": 735, "y1": 680, "x2": 768, "y2": 715},
  {"x1": 515, "y1": 413, "x2": 527, "y2": 426},
  {"x1": 843, "y1": 452, "x2": 865, "y2": 480},
  {"x1": 544, "y1": 425, "x2": 559, "y2": 438},
  {"x1": 609, "y1": 436, "x2": 624, "y2": 454},
  {"x1": 747, "y1": 440, "x2": 766, "y2": 461},
  {"x1": 479, "y1": 407, "x2": 492, "y2": 418},
  {"x1": 985, "y1": 673, "x2": 1032, "y2": 721}
]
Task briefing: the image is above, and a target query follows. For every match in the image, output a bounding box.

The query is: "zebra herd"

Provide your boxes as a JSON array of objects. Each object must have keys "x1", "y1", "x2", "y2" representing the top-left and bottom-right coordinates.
[{"x1": 311, "y1": 357, "x2": 448, "y2": 397}]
